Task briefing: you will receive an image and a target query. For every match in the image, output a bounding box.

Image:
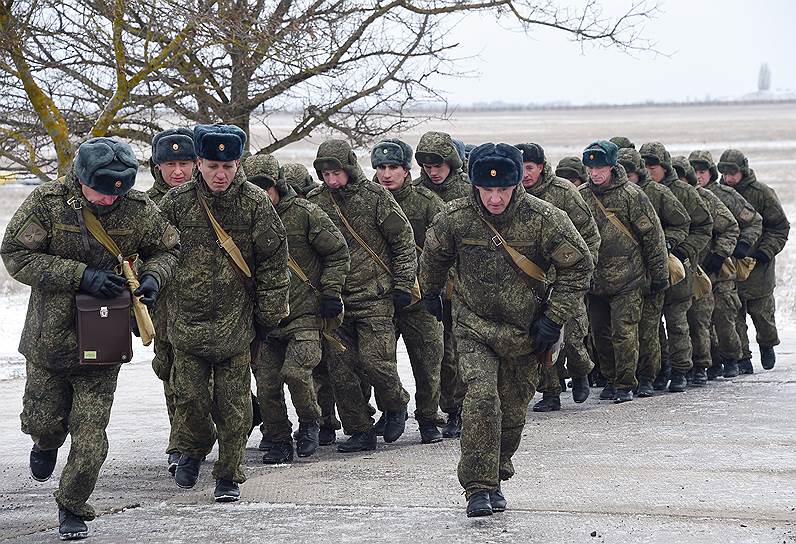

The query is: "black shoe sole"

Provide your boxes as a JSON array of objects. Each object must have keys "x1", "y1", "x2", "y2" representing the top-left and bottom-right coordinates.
[
  {"x1": 214, "y1": 494, "x2": 240, "y2": 503},
  {"x1": 59, "y1": 531, "x2": 88, "y2": 541},
  {"x1": 467, "y1": 508, "x2": 493, "y2": 518},
  {"x1": 296, "y1": 449, "x2": 317, "y2": 458},
  {"x1": 337, "y1": 444, "x2": 377, "y2": 453},
  {"x1": 175, "y1": 481, "x2": 197, "y2": 489},
  {"x1": 491, "y1": 504, "x2": 506, "y2": 513},
  {"x1": 30, "y1": 468, "x2": 53, "y2": 483}
]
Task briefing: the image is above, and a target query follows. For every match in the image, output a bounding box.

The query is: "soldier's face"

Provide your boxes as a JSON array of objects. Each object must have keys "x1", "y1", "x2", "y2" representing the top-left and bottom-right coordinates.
[
  {"x1": 647, "y1": 164, "x2": 665, "y2": 182},
  {"x1": 198, "y1": 159, "x2": 239, "y2": 193},
  {"x1": 695, "y1": 168, "x2": 711, "y2": 187},
  {"x1": 376, "y1": 164, "x2": 408, "y2": 191},
  {"x1": 80, "y1": 183, "x2": 118, "y2": 206},
  {"x1": 587, "y1": 166, "x2": 612, "y2": 186},
  {"x1": 522, "y1": 162, "x2": 544, "y2": 188},
  {"x1": 322, "y1": 169, "x2": 349, "y2": 189},
  {"x1": 422, "y1": 163, "x2": 450, "y2": 184},
  {"x1": 626, "y1": 171, "x2": 639, "y2": 184},
  {"x1": 476, "y1": 185, "x2": 515, "y2": 215},
  {"x1": 158, "y1": 160, "x2": 195, "y2": 188},
  {"x1": 265, "y1": 186, "x2": 280, "y2": 205},
  {"x1": 722, "y1": 171, "x2": 743, "y2": 186}
]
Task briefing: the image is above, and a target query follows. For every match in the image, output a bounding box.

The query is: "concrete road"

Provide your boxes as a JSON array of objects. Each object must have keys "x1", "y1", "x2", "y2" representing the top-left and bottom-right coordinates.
[{"x1": 1, "y1": 335, "x2": 794, "y2": 543}]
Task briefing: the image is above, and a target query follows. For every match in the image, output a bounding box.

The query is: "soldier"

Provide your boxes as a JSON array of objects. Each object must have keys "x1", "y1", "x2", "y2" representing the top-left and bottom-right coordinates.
[
  {"x1": 689, "y1": 150, "x2": 762, "y2": 378},
  {"x1": 618, "y1": 148, "x2": 689, "y2": 396},
  {"x1": 281, "y1": 162, "x2": 320, "y2": 198},
  {"x1": 515, "y1": 143, "x2": 600, "y2": 411},
  {"x1": 555, "y1": 156, "x2": 589, "y2": 187},
  {"x1": 308, "y1": 139, "x2": 415, "y2": 452},
  {"x1": 639, "y1": 142, "x2": 712, "y2": 393},
  {"x1": 415, "y1": 130, "x2": 470, "y2": 438},
  {"x1": 243, "y1": 153, "x2": 350, "y2": 463},
  {"x1": 580, "y1": 140, "x2": 669, "y2": 403},
  {"x1": 673, "y1": 156, "x2": 739, "y2": 386},
  {"x1": 610, "y1": 136, "x2": 636, "y2": 150},
  {"x1": 1, "y1": 138, "x2": 179, "y2": 540},
  {"x1": 146, "y1": 128, "x2": 202, "y2": 474},
  {"x1": 718, "y1": 149, "x2": 789, "y2": 372},
  {"x1": 420, "y1": 142, "x2": 592, "y2": 516},
  {"x1": 159, "y1": 124, "x2": 290, "y2": 502},
  {"x1": 371, "y1": 138, "x2": 446, "y2": 443}
]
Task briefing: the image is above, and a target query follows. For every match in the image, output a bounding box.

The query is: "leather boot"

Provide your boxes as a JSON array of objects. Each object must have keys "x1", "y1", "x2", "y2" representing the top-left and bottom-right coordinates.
[
  {"x1": 337, "y1": 429, "x2": 377, "y2": 453},
  {"x1": 263, "y1": 441, "x2": 294, "y2": 464},
  {"x1": 723, "y1": 360, "x2": 740, "y2": 378},
  {"x1": 599, "y1": 384, "x2": 616, "y2": 400},
  {"x1": 636, "y1": 379, "x2": 654, "y2": 397},
  {"x1": 706, "y1": 363, "x2": 723, "y2": 380},
  {"x1": 296, "y1": 422, "x2": 320, "y2": 458},
  {"x1": 691, "y1": 368, "x2": 707, "y2": 387},
  {"x1": 738, "y1": 358, "x2": 754, "y2": 375},
  {"x1": 167, "y1": 452, "x2": 180, "y2": 476},
  {"x1": 383, "y1": 409, "x2": 408, "y2": 443},
  {"x1": 668, "y1": 371, "x2": 687, "y2": 393},
  {"x1": 419, "y1": 422, "x2": 443, "y2": 444},
  {"x1": 613, "y1": 389, "x2": 633, "y2": 403},
  {"x1": 532, "y1": 393, "x2": 561, "y2": 412},
  {"x1": 571, "y1": 376, "x2": 590, "y2": 403},
  {"x1": 653, "y1": 366, "x2": 670, "y2": 390},
  {"x1": 318, "y1": 426, "x2": 336, "y2": 446},
  {"x1": 760, "y1": 346, "x2": 775, "y2": 370},
  {"x1": 489, "y1": 485, "x2": 507, "y2": 512},
  {"x1": 30, "y1": 445, "x2": 58, "y2": 482},
  {"x1": 214, "y1": 479, "x2": 240, "y2": 502},
  {"x1": 174, "y1": 455, "x2": 202, "y2": 489},
  {"x1": 258, "y1": 435, "x2": 273, "y2": 452},
  {"x1": 466, "y1": 490, "x2": 493, "y2": 517},
  {"x1": 58, "y1": 508, "x2": 88, "y2": 540},
  {"x1": 441, "y1": 410, "x2": 462, "y2": 438},
  {"x1": 373, "y1": 412, "x2": 387, "y2": 436}
]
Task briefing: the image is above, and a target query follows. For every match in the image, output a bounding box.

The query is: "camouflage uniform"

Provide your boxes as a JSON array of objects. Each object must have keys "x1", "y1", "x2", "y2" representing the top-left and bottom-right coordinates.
[
  {"x1": 689, "y1": 150, "x2": 762, "y2": 366},
  {"x1": 524, "y1": 162, "x2": 600, "y2": 395},
  {"x1": 414, "y1": 131, "x2": 470, "y2": 419},
  {"x1": 243, "y1": 154, "x2": 350, "y2": 445},
  {"x1": 308, "y1": 140, "x2": 415, "y2": 435},
  {"x1": 580, "y1": 164, "x2": 669, "y2": 392},
  {"x1": 718, "y1": 150, "x2": 789, "y2": 361},
  {"x1": 555, "y1": 156, "x2": 590, "y2": 187},
  {"x1": 1, "y1": 170, "x2": 179, "y2": 519},
  {"x1": 619, "y1": 149, "x2": 690, "y2": 385},
  {"x1": 639, "y1": 143, "x2": 712, "y2": 379},
  {"x1": 159, "y1": 167, "x2": 289, "y2": 483},
  {"x1": 281, "y1": 163, "x2": 320, "y2": 198},
  {"x1": 420, "y1": 176, "x2": 593, "y2": 496}
]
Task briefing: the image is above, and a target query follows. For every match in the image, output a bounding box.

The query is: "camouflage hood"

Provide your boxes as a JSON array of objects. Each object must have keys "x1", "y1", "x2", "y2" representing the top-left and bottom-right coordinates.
[
  {"x1": 718, "y1": 148, "x2": 751, "y2": 177},
  {"x1": 244, "y1": 153, "x2": 291, "y2": 198},
  {"x1": 689, "y1": 150, "x2": 719, "y2": 184},
  {"x1": 618, "y1": 147, "x2": 655, "y2": 187},
  {"x1": 415, "y1": 131, "x2": 463, "y2": 170},
  {"x1": 555, "y1": 156, "x2": 588, "y2": 184},
  {"x1": 610, "y1": 136, "x2": 636, "y2": 150},
  {"x1": 672, "y1": 155, "x2": 698, "y2": 186},
  {"x1": 313, "y1": 139, "x2": 365, "y2": 182},
  {"x1": 282, "y1": 163, "x2": 319, "y2": 197},
  {"x1": 639, "y1": 141, "x2": 674, "y2": 177}
]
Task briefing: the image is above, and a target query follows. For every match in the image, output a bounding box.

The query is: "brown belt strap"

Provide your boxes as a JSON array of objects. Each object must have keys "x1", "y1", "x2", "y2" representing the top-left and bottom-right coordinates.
[
  {"x1": 479, "y1": 216, "x2": 546, "y2": 283},
  {"x1": 199, "y1": 196, "x2": 252, "y2": 278},
  {"x1": 590, "y1": 193, "x2": 639, "y2": 247}
]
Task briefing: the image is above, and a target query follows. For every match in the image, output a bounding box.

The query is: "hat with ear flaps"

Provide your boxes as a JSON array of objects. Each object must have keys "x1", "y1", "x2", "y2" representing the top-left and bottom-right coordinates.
[
  {"x1": 717, "y1": 148, "x2": 750, "y2": 176},
  {"x1": 672, "y1": 155, "x2": 698, "y2": 186},
  {"x1": 415, "y1": 131, "x2": 463, "y2": 170},
  {"x1": 194, "y1": 124, "x2": 246, "y2": 162},
  {"x1": 313, "y1": 139, "x2": 364, "y2": 181},
  {"x1": 582, "y1": 140, "x2": 619, "y2": 168},
  {"x1": 151, "y1": 128, "x2": 196, "y2": 165},
  {"x1": 371, "y1": 139, "x2": 413, "y2": 170},
  {"x1": 243, "y1": 153, "x2": 282, "y2": 191},
  {"x1": 468, "y1": 143, "x2": 523, "y2": 188},
  {"x1": 689, "y1": 150, "x2": 719, "y2": 183},
  {"x1": 75, "y1": 137, "x2": 139, "y2": 196}
]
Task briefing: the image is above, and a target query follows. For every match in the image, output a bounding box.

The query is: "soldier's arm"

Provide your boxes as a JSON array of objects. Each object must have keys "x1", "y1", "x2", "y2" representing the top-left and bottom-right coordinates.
[
  {"x1": 709, "y1": 197, "x2": 740, "y2": 258},
  {"x1": 756, "y1": 188, "x2": 790, "y2": 259},
  {"x1": 252, "y1": 196, "x2": 290, "y2": 330},
  {"x1": 679, "y1": 191, "x2": 713, "y2": 262},
  {"x1": 419, "y1": 209, "x2": 457, "y2": 296},
  {"x1": 734, "y1": 195, "x2": 763, "y2": 249},
  {"x1": 0, "y1": 187, "x2": 87, "y2": 292},
  {"x1": 630, "y1": 192, "x2": 669, "y2": 284},
  {"x1": 135, "y1": 197, "x2": 180, "y2": 289},
  {"x1": 308, "y1": 206, "x2": 350, "y2": 297},
  {"x1": 659, "y1": 190, "x2": 690, "y2": 249},
  {"x1": 539, "y1": 208, "x2": 593, "y2": 326},
  {"x1": 378, "y1": 192, "x2": 417, "y2": 293},
  {"x1": 566, "y1": 189, "x2": 601, "y2": 264}
]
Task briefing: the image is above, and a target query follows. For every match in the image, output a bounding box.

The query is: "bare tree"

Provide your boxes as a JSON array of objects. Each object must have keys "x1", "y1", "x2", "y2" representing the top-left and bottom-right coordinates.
[{"x1": 0, "y1": 0, "x2": 659, "y2": 180}]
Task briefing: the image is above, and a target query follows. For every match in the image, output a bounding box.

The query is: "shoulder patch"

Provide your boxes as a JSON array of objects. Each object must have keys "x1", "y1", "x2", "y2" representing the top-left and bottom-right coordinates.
[
  {"x1": 636, "y1": 214, "x2": 653, "y2": 233},
  {"x1": 16, "y1": 215, "x2": 48, "y2": 250},
  {"x1": 739, "y1": 206, "x2": 756, "y2": 223},
  {"x1": 161, "y1": 224, "x2": 179, "y2": 249},
  {"x1": 381, "y1": 210, "x2": 408, "y2": 236},
  {"x1": 551, "y1": 240, "x2": 583, "y2": 267},
  {"x1": 125, "y1": 189, "x2": 148, "y2": 202}
]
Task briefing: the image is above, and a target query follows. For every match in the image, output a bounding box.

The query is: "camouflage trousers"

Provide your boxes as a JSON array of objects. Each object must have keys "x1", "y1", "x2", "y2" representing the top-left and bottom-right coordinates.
[
  {"x1": 394, "y1": 305, "x2": 444, "y2": 424},
  {"x1": 151, "y1": 337, "x2": 180, "y2": 454},
  {"x1": 636, "y1": 291, "x2": 665, "y2": 382},
  {"x1": 326, "y1": 312, "x2": 410, "y2": 434},
  {"x1": 456, "y1": 337, "x2": 538, "y2": 496},
  {"x1": 661, "y1": 296, "x2": 694, "y2": 373},
  {"x1": 313, "y1": 355, "x2": 341, "y2": 431},
  {"x1": 687, "y1": 292, "x2": 714, "y2": 370},
  {"x1": 253, "y1": 331, "x2": 322, "y2": 444},
  {"x1": 172, "y1": 349, "x2": 250, "y2": 483},
  {"x1": 538, "y1": 312, "x2": 593, "y2": 394},
  {"x1": 736, "y1": 292, "x2": 780, "y2": 359},
  {"x1": 711, "y1": 283, "x2": 743, "y2": 362},
  {"x1": 439, "y1": 298, "x2": 465, "y2": 414},
  {"x1": 21, "y1": 360, "x2": 120, "y2": 520},
  {"x1": 588, "y1": 289, "x2": 642, "y2": 391}
]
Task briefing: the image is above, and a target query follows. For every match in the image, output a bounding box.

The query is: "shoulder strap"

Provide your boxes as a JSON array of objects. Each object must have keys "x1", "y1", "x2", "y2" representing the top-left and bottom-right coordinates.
[
  {"x1": 80, "y1": 206, "x2": 124, "y2": 259},
  {"x1": 198, "y1": 193, "x2": 252, "y2": 278},
  {"x1": 590, "y1": 192, "x2": 639, "y2": 247},
  {"x1": 478, "y1": 216, "x2": 546, "y2": 283}
]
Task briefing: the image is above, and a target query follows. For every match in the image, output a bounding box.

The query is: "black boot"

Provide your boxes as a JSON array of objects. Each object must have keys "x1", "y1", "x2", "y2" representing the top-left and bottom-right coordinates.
[
  {"x1": 691, "y1": 368, "x2": 707, "y2": 387},
  {"x1": 595, "y1": 372, "x2": 608, "y2": 388},
  {"x1": 337, "y1": 429, "x2": 377, "y2": 453},
  {"x1": 174, "y1": 455, "x2": 202, "y2": 489},
  {"x1": 738, "y1": 358, "x2": 754, "y2": 375},
  {"x1": 636, "y1": 379, "x2": 654, "y2": 397},
  {"x1": 258, "y1": 435, "x2": 273, "y2": 452},
  {"x1": 706, "y1": 363, "x2": 723, "y2": 380},
  {"x1": 760, "y1": 346, "x2": 776, "y2": 370},
  {"x1": 441, "y1": 410, "x2": 462, "y2": 438},
  {"x1": 685, "y1": 368, "x2": 694, "y2": 385},
  {"x1": 668, "y1": 371, "x2": 687, "y2": 393},
  {"x1": 598, "y1": 384, "x2": 616, "y2": 400},
  {"x1": 214, "y1": 478, "x2": 240, "y2": 502},
  {"x1": 296, "y1": 422, "x2": 320, "y2": 458},
  {"x1": 167, "y1": 452, "x2": 180, "y2": 476},
  {"x1": 419, "y1": 422, "x2": 443, "y2": 444},
  {"x1": 723, "y1": 360, "x2": 740, "y2": 378},
  {"x1": 613, "y1": 389, "x2": 633, "y2": 403},
  {"x1": 559, "y1": 378, "x2": 567, "y2": 392},
  {"x1": 571, "y1": 376, "x2": 590, "y2": 403},
  {"x1": 58, "y1": 508, "x2": 88, "y2": 540},
  {"x1": 383, "y1": 409, "x2": 408, "y2": 443},
  {"x1": 30, "y1": 445, "x2": 58, "y2": 482},
  {"x1": 373, "y1": 413, "x2": 387, "y2": 436},
  {"x1": 318, "y1": 426, "x2": 336, "y2": 446},
  {"x1": 466, "y1": 490, "x2": 493, "y2": 517},
  {"x1": 653, "y1": 367, "x2": 670, "y2": 390},
  {"x1": 489, "y1": 485, "x2": 507, "y2": 512},
  {"x1": 532, "y1": 392, "x2": 561, "y2": 412},
  {"x1": 263, "y1": 441, "x2": 294, "y2": 464}
]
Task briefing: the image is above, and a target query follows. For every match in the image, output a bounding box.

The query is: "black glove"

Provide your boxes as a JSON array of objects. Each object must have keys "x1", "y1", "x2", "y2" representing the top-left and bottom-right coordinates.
[
  {"x1": 732, "y1": 241, "x2": 750, "y2": 259},
  {"x1": 392, "y1": 289, "x2": 413, "y2": 310},
  {"x1": 422, "y1": 293, "x2": 444, "y2": 322},
  {"x1": 671, "y1": 246, "x2": 688, "y2": 262},
  {"x1": 650, "y1": 278, "x2": 669, "y2": 293},
  {"x1": 530, "y1": 315, "x2": 561, "y2": 354},
  {"x1": 319, "y1": 295, "x2": 343, "y2": 319},
  {"x1": 702, "y1": 252, "x2": 725, "y2": 275},
  {"x1": 133, "y1": 274, "x2": 159, "y2": 307},
  {"x1": 751, "y1": 250, "x2": 771, "y2": 264},
  {"x1": 79, "y1": 267, "x2": 127, "y2": 298}
]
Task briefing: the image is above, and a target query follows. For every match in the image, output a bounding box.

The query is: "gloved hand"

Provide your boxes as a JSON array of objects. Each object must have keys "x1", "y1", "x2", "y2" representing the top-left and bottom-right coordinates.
[
  {"x1": 392, "y1": 289, "x2": 413, "y2": 310},
  {"x1": 80, "y1": 267, "x2": 127, "y2": 298},
  {"x1": 702, "y1": 252, "x2": 725, "y2": 275},
  {"x1": 422, "y1": 293, "x2": 443, "y2": 322},
  {"x1": 650, "y1": 278, "x2": 670, "y2": 293},
  {"x1": 530, "y1": 315, "x2": 561, "y2": 354},
  {"x1": 319, "y1": 294, "x2": 343, "y2": 319},
  {"x1": 133, "y1": 274, "x2": 159, "y2": 307},
  {"x1": 732, "y1": 241, "x2": 750, "y2": 259},
  {"x1": 671, "y1": 246, "x2": 688, "y2": 263},
  {"x1": 751, "y1": 250, "x2": 770, "y2": 264}
]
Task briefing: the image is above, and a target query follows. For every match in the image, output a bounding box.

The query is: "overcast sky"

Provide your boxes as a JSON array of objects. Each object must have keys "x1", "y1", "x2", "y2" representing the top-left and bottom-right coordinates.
[{"x1": 434, "y1": 0, "x2": 796, "y2": 105}]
